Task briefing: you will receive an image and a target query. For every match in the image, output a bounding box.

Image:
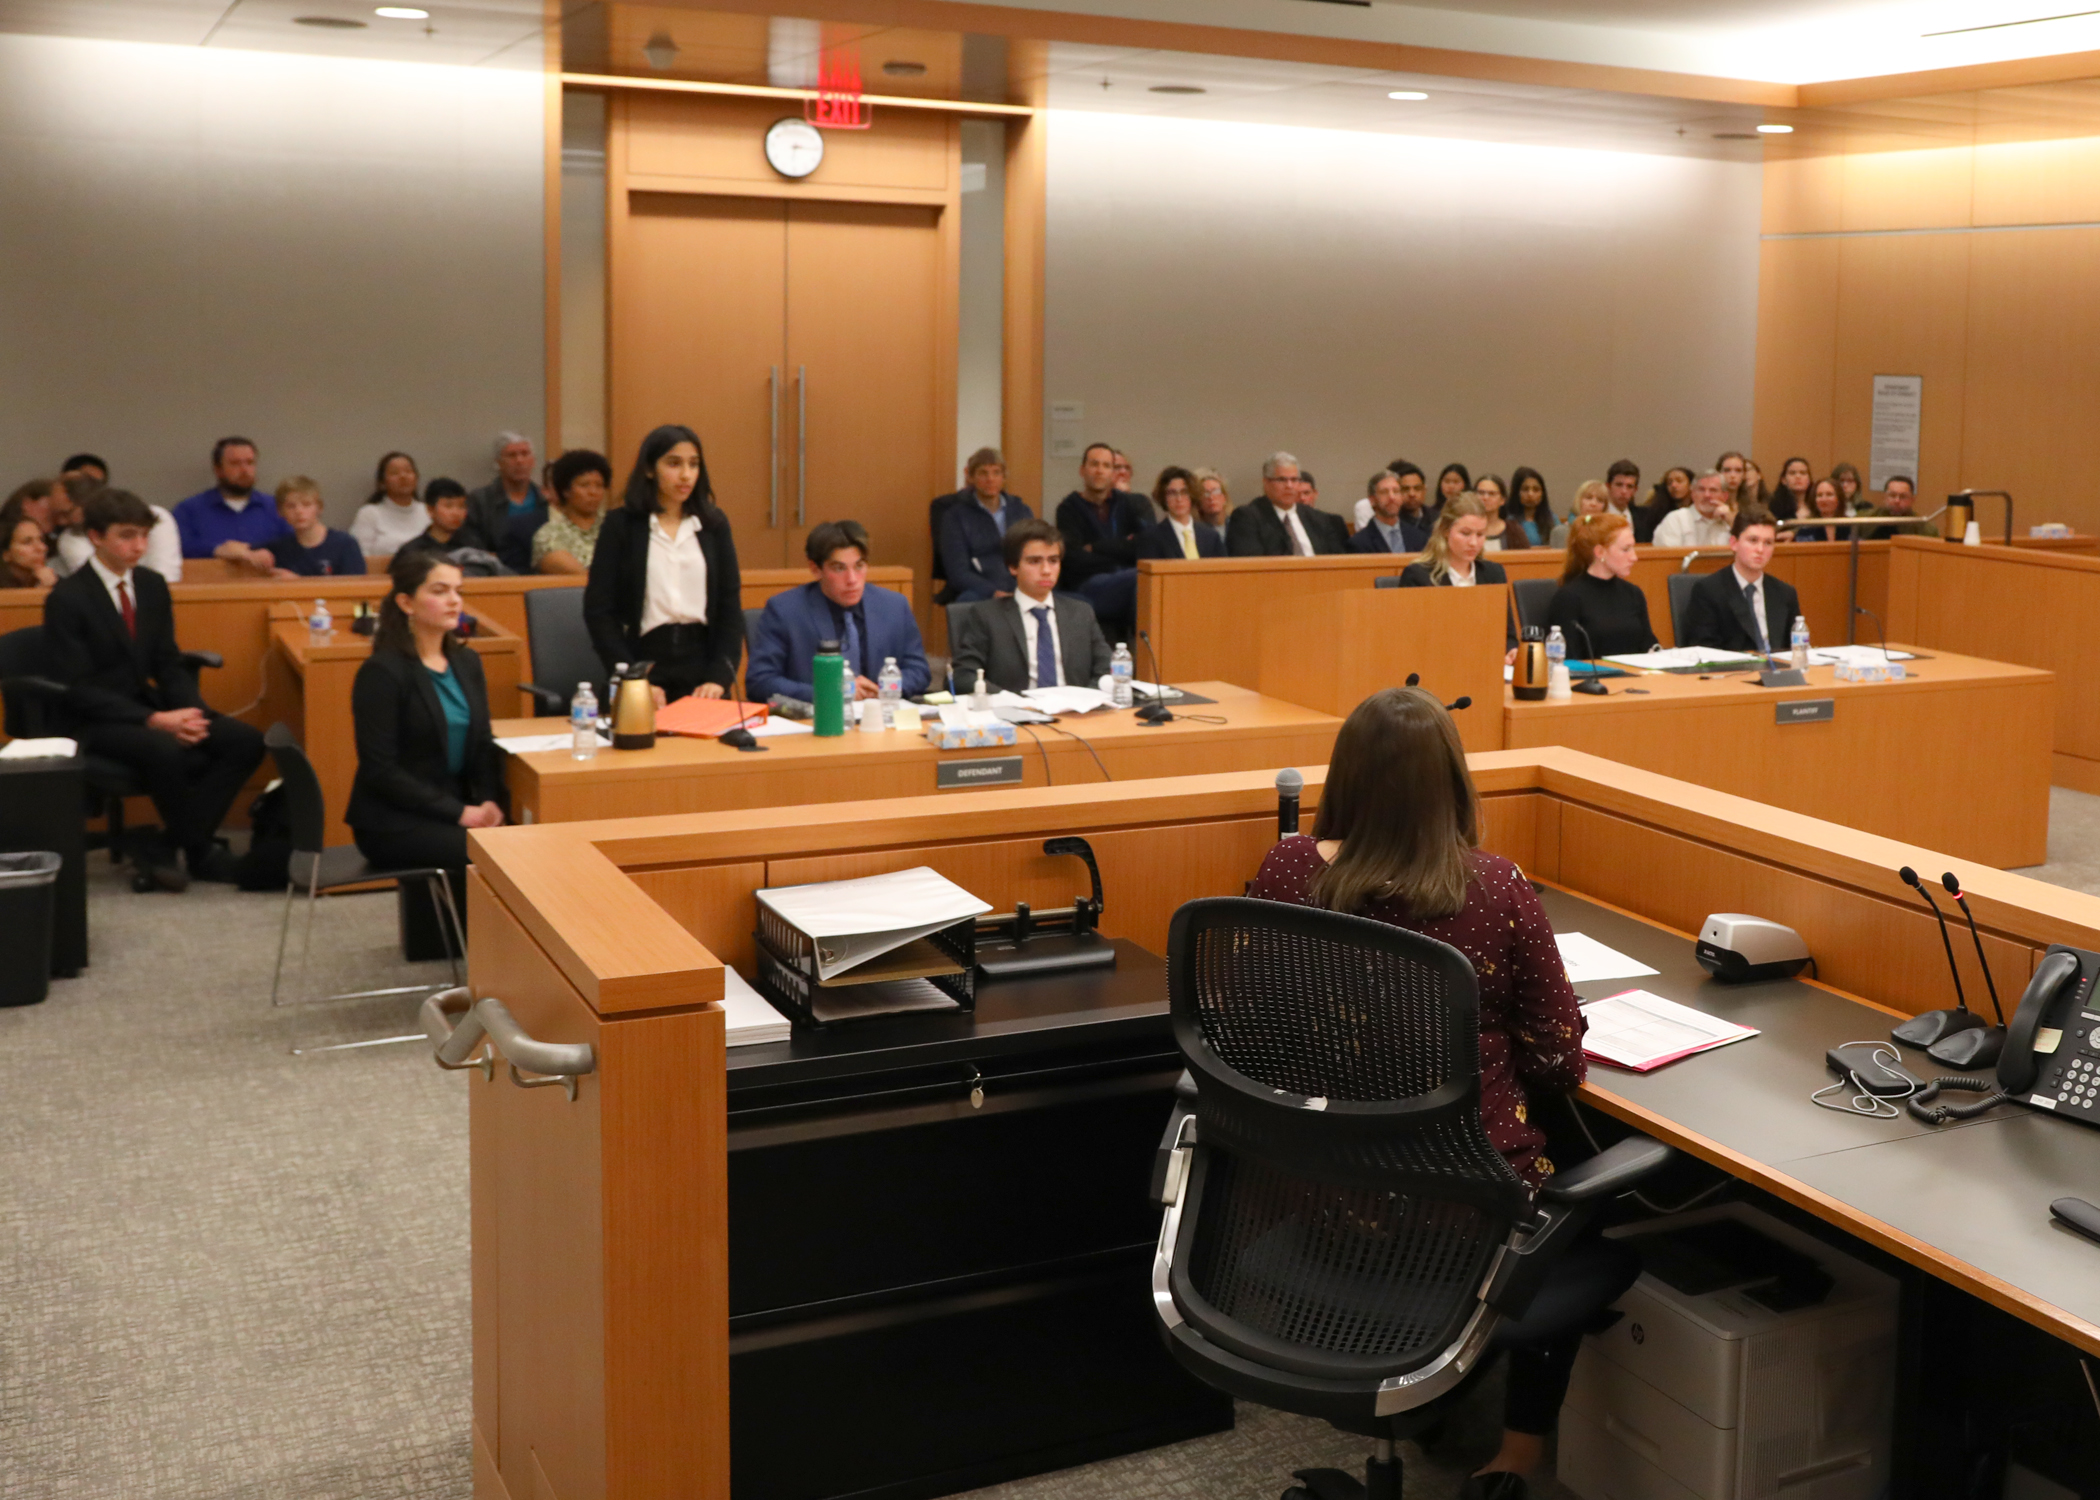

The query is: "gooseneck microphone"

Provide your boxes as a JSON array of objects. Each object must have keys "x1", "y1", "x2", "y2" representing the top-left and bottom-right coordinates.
[
  {"x1": 1891, "y1": 864, "x2": 1984, "y2": 1051},
  {"x1": 1405, "y1": 673, "x2": 1473, "y2": 713},
  {"x1": 720, "y1": 661, "x2": 767, "y2": 752},
  {"x1": 1276, "y1": 768, "x2": 1303, "y2": 839},
  {"x1": 1942, "y1": 873, "x2": 2004, "y2": 1024},
  {"x1": 1134, "y1": 629, "x2": 1176, "y2": 725},
  {"x1": 1564, "y1": 620, "x2": 1611, "y2": 696},
  {"x1": 1927, "y1": 870, "x2": 2006, "y2": 1068}
]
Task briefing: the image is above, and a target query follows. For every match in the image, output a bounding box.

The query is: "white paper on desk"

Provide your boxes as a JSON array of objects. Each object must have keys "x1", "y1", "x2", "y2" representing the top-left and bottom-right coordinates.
[
  {"x1": 1128, "y1": 679, "x2": 1182, "y2": 701},
  {"x1": 721, "y1": 966, "x2": 792, "y2": 1046},
  {"x1": 1603, "y1": 647, "x2": 1763, "y2": 670},
  {"x1": 756, "y1": 866, "x2": 992, "y2": 981},
  {"x1": 1026, "y1": 685, "x2": 1112, "y2": 715},
  {"x1": 1807, "y1": 645, "x2": 1916, "y2": 667},
  {"x1": 744, "y1": 716, "x2": 812, "y2": 737},
  {"x1": 0, "y1": 737, "x2": 76, "y2": 760},
  {"x1": 1579, "y1": 988, "x2": 1758, "y2": 1071},
  {"x1": 1555, "y1": 932, "x2": 1660, "y2": 985},
  {"x1": 809, "y1": 976, "x2": 962, "y2": 1024},
  {"x1": 494, "y1": 732, "x2": 608, "y2": 755}
]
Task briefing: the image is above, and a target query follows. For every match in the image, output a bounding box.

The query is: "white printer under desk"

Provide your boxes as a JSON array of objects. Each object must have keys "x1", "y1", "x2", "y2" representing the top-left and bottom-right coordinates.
[{"x1": 1558, "y1": 1203, "x2": 1897, "y2": 1500}]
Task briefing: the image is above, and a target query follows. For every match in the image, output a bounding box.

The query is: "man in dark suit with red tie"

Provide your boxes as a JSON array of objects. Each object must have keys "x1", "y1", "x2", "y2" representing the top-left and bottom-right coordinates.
[{"x1": 43, "y1": 488, "x2": 264, "y2": 890}]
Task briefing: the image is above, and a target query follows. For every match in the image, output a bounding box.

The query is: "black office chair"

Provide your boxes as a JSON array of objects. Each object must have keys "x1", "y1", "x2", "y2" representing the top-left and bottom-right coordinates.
[
  {"x1": 1153, "y1": 898, "x2": 1671, "y2": 1500},
  {"x1": 520, "y1": 586, "x2": 602, "y2": 716},
  {"x1": 264, "y1": 724, "x2": 462, "y2": 1040},
  {"x1": 1666, "y1": 571, "x2": 1701, "y2": 646},
  {"x1": 0, "y1": 625, "x2": 223, "y2": 871},
  {"x1": 1511, "y1": 578, "x2": 1557, "y2": 635}
]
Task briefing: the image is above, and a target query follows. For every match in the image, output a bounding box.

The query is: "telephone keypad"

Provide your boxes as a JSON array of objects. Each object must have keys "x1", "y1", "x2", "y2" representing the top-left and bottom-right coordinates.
[{"x1": 2052, "y1": 1055, "x2": 2100, "y2": 1110}]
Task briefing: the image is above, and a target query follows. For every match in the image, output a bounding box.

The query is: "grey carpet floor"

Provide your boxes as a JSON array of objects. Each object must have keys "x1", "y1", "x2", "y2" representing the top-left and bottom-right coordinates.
[{"x1": 5, "y1": 790, "x2": 2097, "y2": 1499}]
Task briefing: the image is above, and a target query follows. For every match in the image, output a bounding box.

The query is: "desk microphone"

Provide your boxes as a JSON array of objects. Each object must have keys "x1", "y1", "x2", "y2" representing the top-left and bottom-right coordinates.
[
  {"x1": 1563, "y1": 621, "x2": 1611, "y2": 696},
  {"x1": 719, "y1": 661, "x2": 767, "y2": 752},
  {"x1": 1891, "y1": 865, "x2": 1984, "y2": 1051},
  {"x1": 1929, "y1": 871, "x2": 2007, "y2": 1068},
  {"x1": 1134, "y1": 629, "x2": 1176, "y2": 725},
  {"x1": 1276, "y1": 768, "x2": 1302, "y2": 838},
  {"x1": 1404, "y1": 672, "x2": 1473, "y2": 714}
]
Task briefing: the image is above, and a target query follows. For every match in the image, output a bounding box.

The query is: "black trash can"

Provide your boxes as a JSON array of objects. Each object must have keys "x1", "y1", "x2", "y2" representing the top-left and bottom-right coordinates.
[{"x1": 0, "y1": 852, "x2": 61, "y2": 1008}]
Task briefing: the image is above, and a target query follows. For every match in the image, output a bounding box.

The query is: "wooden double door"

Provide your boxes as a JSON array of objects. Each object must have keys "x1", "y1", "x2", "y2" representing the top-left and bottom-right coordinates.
[{"x1": 612, "y1": 194, "x2": 946, "y2": 587}]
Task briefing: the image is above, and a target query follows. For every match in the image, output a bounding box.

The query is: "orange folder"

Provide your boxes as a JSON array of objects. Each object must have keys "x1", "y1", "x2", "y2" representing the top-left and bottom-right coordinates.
[{"x1": 656, "y1": 697, "x2": 770, "y2": 738}]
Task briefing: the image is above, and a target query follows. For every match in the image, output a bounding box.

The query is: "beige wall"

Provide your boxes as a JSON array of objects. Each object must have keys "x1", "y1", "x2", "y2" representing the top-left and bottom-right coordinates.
[
  {"x1": 1043, "y1": 110, "x2": 1762, "y2": 513},
  {"x1": 1756, "y1": 137, "x2": 2100, "y2": 535}
]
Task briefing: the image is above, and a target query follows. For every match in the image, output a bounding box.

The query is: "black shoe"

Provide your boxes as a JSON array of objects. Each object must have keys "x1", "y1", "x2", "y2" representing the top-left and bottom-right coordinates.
[
  {"x1": 135, "y1": 845, "x2": 188, "y2": 893},
  {"x1": 190, "y1": 846, "x2": 242, "y2": 884},
  {"x1": 1457, "y1": 1474, "x2": 1529, "y2": 1500}
]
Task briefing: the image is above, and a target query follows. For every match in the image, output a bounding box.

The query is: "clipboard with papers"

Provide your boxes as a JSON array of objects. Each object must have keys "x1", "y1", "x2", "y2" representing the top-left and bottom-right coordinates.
[{"x1": 753, "y1": 867, "x2": 992, "y2": 1029}]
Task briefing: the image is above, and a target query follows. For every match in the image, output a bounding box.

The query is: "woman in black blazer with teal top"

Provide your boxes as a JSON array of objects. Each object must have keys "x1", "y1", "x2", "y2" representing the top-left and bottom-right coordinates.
[
  {"x1": 583, "y1": 423, "x2": 744, "y2": 702},
  {"x1": 349, "y1": 552, "x2": 507, "y2": 895}
]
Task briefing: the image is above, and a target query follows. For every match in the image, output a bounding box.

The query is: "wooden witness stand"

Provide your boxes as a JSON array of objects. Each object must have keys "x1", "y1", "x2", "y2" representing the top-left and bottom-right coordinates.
[{"x1": 460, "y1": 753, "x2": 2100, "y2": 1500}]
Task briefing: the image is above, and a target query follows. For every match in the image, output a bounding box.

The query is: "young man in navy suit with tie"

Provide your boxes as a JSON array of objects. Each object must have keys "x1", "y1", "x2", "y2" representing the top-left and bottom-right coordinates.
[
  {"x1": 1681, "y1": 507, "x2": 1800, "y2": 658},
  {"x1": 44, "y1": 488, "x2": 264, "y2": 890},
  {"x1": 950, "y1": 519, "x2": 1115, "y2": 695},
  {"x1": 747, "y1": 520, "x2": 930, "y2": 704}
]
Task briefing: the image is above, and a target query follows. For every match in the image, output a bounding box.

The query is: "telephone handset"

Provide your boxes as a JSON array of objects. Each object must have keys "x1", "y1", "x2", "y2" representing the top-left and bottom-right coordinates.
[{"x1": 1997, "y1": 944, "x2": 2100, "y2": 1115}]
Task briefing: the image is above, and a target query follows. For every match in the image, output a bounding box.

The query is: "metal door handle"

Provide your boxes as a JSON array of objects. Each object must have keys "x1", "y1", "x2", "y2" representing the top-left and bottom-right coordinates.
[
  {"x1": 796, "y1": 364, "x2": 807, "y2": 526},
  {"x1": 768, "y1": 365, "x2": 780, "y2": 528},
  {"x1": 421, "y1": 989, "x2": 596, "y2": 1101}
]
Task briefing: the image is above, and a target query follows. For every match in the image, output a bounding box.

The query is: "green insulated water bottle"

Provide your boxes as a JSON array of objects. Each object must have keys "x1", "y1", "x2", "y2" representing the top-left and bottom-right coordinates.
[{"x1": 813, "y1": 639, "x2": 845, "y2": 737}]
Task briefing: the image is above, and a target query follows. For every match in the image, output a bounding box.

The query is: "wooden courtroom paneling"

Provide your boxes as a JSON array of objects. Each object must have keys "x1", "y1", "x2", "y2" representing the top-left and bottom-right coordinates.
[
  {"x1": 627, "y1": 861, "x2": 767, "y2": 975},
  {"x1": 1752, "y1": 237, "x2": 1841, "y2": 469},
  {"x1": 622, "y1": 91, "x2": 955, "y2": 201}
]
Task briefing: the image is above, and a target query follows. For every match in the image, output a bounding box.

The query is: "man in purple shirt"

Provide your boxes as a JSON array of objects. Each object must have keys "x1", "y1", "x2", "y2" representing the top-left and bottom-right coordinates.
[{"x1": 171, "y1": 437, "x2": 287, "y2": 567}]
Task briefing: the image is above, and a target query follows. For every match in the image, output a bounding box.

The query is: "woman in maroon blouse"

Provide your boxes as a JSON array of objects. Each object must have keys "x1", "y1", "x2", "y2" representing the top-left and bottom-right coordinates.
[{"x1": 1248, "y1": 686, "x2": 1611, "y2": 1500}]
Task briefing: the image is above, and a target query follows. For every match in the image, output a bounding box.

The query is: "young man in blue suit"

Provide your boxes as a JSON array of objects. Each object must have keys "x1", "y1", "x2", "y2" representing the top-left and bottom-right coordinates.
[{"x1": 747, "y1": 520, "x2": 930, "y2": 703}]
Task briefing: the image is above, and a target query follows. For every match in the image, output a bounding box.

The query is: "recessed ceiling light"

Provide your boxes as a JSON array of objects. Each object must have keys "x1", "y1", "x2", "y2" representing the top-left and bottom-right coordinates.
[
  {"x1": 1388, "y1": 90, "x2": 1429, "y2": 101},
  {"x1": 882, "y1": 60, "x2": 927, "y2": 77},
  {"x1": 1149, "y1": 84, "x2": 1206, "y2": 95},
  {"x1": 374, "y1": 5, "x2": 427, "y2": 16},
  {"x1": 294, "y1": 14, "x2": 367, "y2": 26},
  {"x1": 1757, "y1": 123, "x2": 1794, "y2": 134}
]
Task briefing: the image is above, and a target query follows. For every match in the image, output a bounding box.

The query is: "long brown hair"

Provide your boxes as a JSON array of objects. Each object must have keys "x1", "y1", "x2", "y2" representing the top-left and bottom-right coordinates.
[
  {"x1": 1309, "y1": 687, "x2": 1479, "y2": 920},
  {"x1": 1420, "y1": 493, "x2": 1487, "y2": 583},
  {"x1": 1560, "y1": 512, "x2": 1630, "y2": 584},
  {"x1": 375, "y1": 551, "x2": 460, "y2": 658}
]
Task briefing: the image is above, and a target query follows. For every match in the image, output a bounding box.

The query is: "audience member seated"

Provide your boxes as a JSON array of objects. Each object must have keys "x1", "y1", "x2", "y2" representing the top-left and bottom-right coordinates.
[
  {"x1": 1134, "y1": 467, "x2": 1225, "y2": 559},
  {"x1": 1681, "y1": 507, "x2": 1796, "y2": 657},
  {"x1": 1350, "y1": 466, "x2": 1430, "y2": 554},
  {"x1": 2, "y1": 513, "x2": 56, "y2": 588},
  {"x1": 1398, "y1": 494, "x2": 1516, "y2": 655},
  {"x1": 1547, "y1": 480, "x2": 1609, "y2": 547},
  {"x1": 171, "y1": 436, "x2": 285, "y2": 571},
  {"x1": 1716, "y1": 450, "x2": 1750, "y2": 510},
  {"x1": 1226, "y1": 451, "x2": 1349, "y2": 556},
  {"x1": 1740, "y1": 457, "x2": 1769, "y2": 511},
  {"x1": 1604, "y1": 459, "x2": 1640, "y2": 523},
  {"x1": 1794, "y1": 477, "x2": 1847, "y2": 543},
  {"x1": 466, "y1": 430, "x2": 545, "y2": 573},
  {"x1": 269, "y1": 476, "x2": 366, "y2": 577},
  {"x1": 1865, "y1": 474, "x2": 1933, "y2": 538},
  {"x1": 939, "y1": 450, "x2": 1033, "y2": 602},
  {"x1": 350, "y1": 451, "x2": 430, "y2": 558},
  {"x1": 1548, "y1": 512, "x2": 1656, "y2": 658},
  {"x1": 1248, "y1": 686, "x2": 1624, "y2": 1497},
  {"x1": 1507, "y1": 466, "x2": 1555, "y2": 547},
  {"x1": 1054, "y1": 443, "x2": 1145, "y2": 631},
  {"x1": 52, "y1": 474, "x2": 182, "y2": 581},
  {"x1": 749, "y1": 520, "x2": 929, "y2": 704},
  {"x1": 347, "y1": 552, "x2": 505, "y2": 927},
  {"x1": 1435, "y1": 462, "x2": 1470, "y2": 516},
  {"x1": 1771, "y1": 456, "x2": 1814, "y2": 522},
  {"x1": 4, "y1": 478, "x2": 60, "y2": 548},
  {"x1": 396, "y1": 479, "x2": 475, "y2": 563},
  {"x1": 950, "y1": 518, "x2": 1114, "y2": 694},
  {"x1": 1474, "y1": 475, "x2": 1525, "y2": 551},
  {"x1": 533, "y1": 449, "x2": 610, "y2": 575},
  {"x1": 1831, "y1": 461, "x2": 1865, "y2": 515},
  {"x1": 1652, "y1": 469, "x2": 1735, "y2": 548},
  {"x1": 1111, "y1": 449, "x2": 1137, "y2": 497},
  {"x1": 930, "y1": 448, "x2": 1016, "y2": 602},
  {"x1": 585, "y1": 423, "x2": 743, "y2": 705},
  {"x1": 59, "y1": 453, "x2": 107, "y2": 488},
  {"x1": 45, "y1": 488, "x2": 265, "y2": 891},
  {"x1": 1634, "y1": 466, "x2": 1692, "y2": 543},
  {"x1": 1190, "y1": 468, "x2": 1232, "y2": 549}
]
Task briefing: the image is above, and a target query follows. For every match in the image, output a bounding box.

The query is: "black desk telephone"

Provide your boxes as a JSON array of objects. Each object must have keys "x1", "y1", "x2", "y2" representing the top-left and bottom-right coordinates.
[{"x1": 1998, "y1": 945, "x2": 2100, "y2": 1122}]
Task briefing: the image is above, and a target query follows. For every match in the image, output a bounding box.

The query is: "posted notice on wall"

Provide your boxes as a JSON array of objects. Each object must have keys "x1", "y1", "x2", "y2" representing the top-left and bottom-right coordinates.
[{"x1": 1869, "y1": 375, "x2": 1922, "y2": 493}]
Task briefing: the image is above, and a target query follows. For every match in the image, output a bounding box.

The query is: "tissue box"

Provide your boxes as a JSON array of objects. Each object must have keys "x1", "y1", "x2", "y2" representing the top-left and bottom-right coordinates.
[{"x1": 928, "y1": 717, "x2": 1017, "y2": 750}]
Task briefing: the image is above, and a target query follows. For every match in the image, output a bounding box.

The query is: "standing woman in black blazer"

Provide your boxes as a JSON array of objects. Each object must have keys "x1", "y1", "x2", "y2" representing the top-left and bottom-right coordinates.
[
  {"x1": 348, "y1": 552, "x2": 506, "y2": 909},
  {"x1": 584, "y1": 423, "x2": 744, "y2": 703}
]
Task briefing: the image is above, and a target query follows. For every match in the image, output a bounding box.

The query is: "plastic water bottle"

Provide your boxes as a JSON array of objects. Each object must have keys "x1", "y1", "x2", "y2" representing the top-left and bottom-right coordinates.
[
  {"x1": 877, "y1": 656, "x2": 903, "y2": 729},
  {"x1": 970, "y1": 669, "x2": 991, "y2": 712},
  {"x1": 307, "y1": 598, "x2": 332, "y2": 643},
  {"x1": 1790, "y1": 615, "x2": 1810, "y2": 672},
  {"x1": 570, "y1": 682, "x2": 598, "y2": 760},
  {"x1": 1545, "y1": 626, "x2": 1570, "y2": 700},
  {"x1": 1110, "y1": 643, "x2": 1134, "y2": 708}
]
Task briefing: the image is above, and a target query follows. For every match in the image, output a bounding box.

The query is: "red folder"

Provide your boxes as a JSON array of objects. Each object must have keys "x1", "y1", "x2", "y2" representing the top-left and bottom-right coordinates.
[{"x1": 656, "y1": 697, "x2": 769, "y2": 738}]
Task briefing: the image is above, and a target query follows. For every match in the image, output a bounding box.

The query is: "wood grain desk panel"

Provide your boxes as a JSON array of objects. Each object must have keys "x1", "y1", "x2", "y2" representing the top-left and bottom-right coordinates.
[
  {"x1": 1255, "y1": 585, "x2": 1508, "y2": 753},
  {"x1": 500, "y1": 682, "x2": 1341, "y2": 826},
  {"x1": 1887, "y1": 537, "x2": 2100, "y2": 792},
  {"x1": 1504, "y1": 646, "x2": 2053, "y2": 868}
]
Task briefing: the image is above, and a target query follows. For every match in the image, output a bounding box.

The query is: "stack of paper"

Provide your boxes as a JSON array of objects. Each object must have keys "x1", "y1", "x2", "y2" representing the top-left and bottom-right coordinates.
[
  {"x1": 1554, "y1": 932, "x2": 1660, "y2": 985},
  {"x1": 1024, "y1": 685, "x2": 1112, "y2": 715},
  {"x1": 756, "y1": 867, "x2": 991, "y2": 982},
  {"x1": 495, "y1": 731, "x2": 608, "y2": 755},
  {"x1": 1807, "y1": 645, "x2": 1915, "y2": 668},
  {"x1": 0, "y1": 737, "x2": 78, "y2": 760},
  {"x1": 1603, "y1": 647, "x2": 1763, "y2": 671},
  {"x1": 1580, "y1": 989, "x2": 1759, "y2": 1071},
  {"x1": 720, "y1": 966, "x2": 792, "y2": 1047}
]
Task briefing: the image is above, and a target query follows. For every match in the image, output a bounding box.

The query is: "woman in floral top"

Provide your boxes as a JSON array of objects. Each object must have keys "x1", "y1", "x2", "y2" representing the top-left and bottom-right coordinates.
[
  {"x1": 1247, "y1": 686, "x2": 1618, "y2": 1500},
  {"x1": 532, "y1": 449, "x2": 611, "y2": 575}
]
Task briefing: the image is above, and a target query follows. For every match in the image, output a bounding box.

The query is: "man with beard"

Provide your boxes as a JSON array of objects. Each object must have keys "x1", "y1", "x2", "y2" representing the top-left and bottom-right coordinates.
[{"x1": 171, "y1": 436, "x2": 286, "y2": 572}]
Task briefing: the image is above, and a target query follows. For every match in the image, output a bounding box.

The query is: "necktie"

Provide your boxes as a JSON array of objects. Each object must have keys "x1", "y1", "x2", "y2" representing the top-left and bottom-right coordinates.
[
  {"x1": 1032, "y1": 605, "x2": 1057, "y2": 688},
  {"x1": 116, "y1": 578, "x2": 136, "y2": 637},
  {"x1": 841, "y1": 609, "x2": 861, "y2": 683},
  {"x1": 1179, "y1": 524, "x2": 1198, "y2": 560},
  {"x1": 1287, "y1": 510, "x2": 1310, "y2": 556},
  {"x1": 1744, "y1": 583, "x2": 1768, "y2": 654}
]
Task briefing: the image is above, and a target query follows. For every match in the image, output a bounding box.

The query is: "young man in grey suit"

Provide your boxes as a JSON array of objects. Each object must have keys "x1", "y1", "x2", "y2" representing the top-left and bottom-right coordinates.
[{"x1": 950, "y1": 518, "x2": 1116, "y2": 694}]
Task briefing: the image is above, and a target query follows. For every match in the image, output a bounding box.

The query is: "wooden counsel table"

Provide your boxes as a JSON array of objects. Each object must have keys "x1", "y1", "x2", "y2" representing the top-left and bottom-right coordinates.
[
  {"x1": 457, "y1": 752, "x2": 2100, "y2": 1500},
  {"x1": 1503, "y1": 645, "x2": 2053, "y2": 868},
  {"x1": 495, "y1": 681, "x2": 1340, "y2": 824}
]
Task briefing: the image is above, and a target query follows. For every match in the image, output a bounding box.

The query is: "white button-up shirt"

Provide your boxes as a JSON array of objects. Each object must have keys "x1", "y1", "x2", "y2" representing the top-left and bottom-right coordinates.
[
  {"x1": 87, "y1": 553, "x2": 136, "y2": 618},
  {"x1": 1017, "y1": 593, "x2": 1065, "y2": 688},
  {"x1": 640, "y1": 513, "x2": 710, "y2": 636}
]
